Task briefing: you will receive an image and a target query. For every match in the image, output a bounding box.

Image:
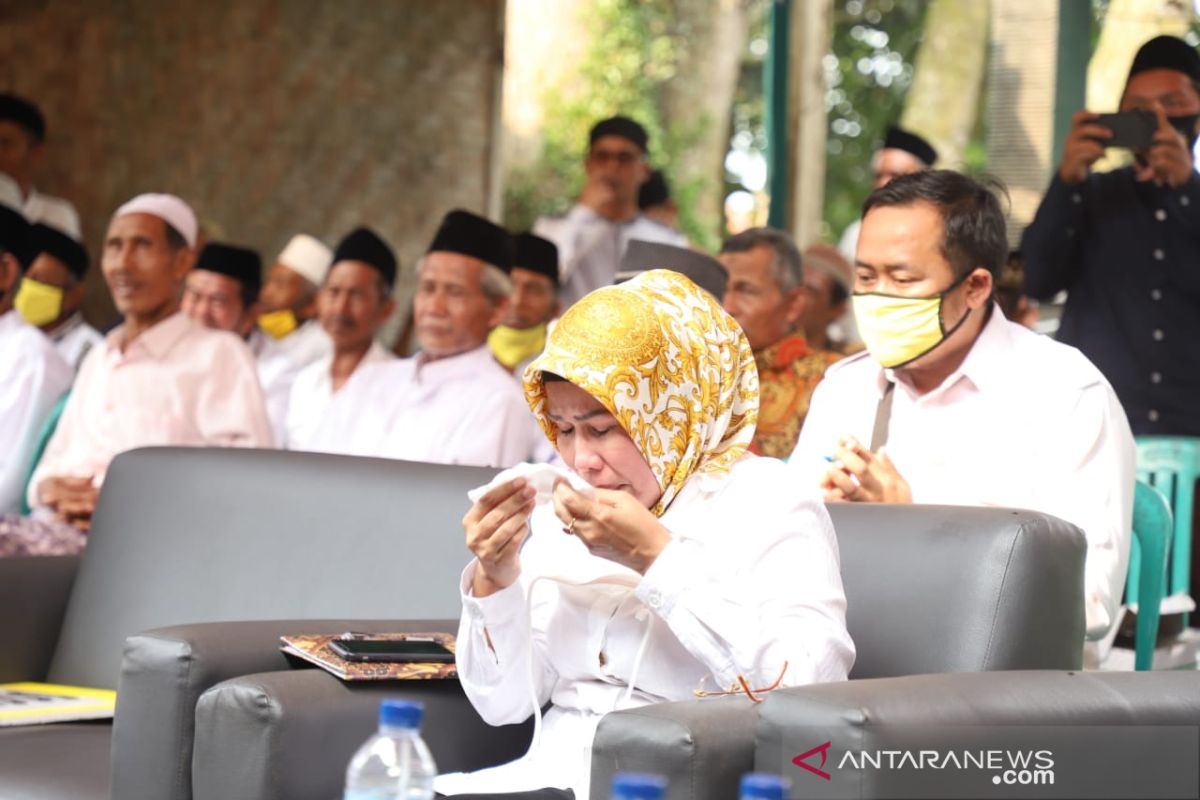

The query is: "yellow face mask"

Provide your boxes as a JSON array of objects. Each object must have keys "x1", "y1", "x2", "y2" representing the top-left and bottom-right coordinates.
[
  {"x1": 852, "y1": 279, "x2": 971, "y2": 369},
  {"x1": 488, "y1": 323, "x2": 547, "y2": 370},
  {"x1": 14, "y1": 278, "x2": 65, "y2": 328},
  {"x1": 258, "y1": 308, "x2": 299, "y2": 339}
]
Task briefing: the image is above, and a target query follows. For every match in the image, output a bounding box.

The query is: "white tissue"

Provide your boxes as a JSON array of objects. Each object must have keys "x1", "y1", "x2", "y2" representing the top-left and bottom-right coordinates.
[{"x1": 467, "y1": 462, "x2": 596, "y2": 505}]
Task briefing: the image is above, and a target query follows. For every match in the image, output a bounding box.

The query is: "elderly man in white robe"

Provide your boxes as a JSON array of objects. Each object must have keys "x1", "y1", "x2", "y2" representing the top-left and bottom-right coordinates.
[
  {"x1": 311, "y1": 210, "x2": 537, "y2": 467},
  {"x1": 0, "y1": 179, "x2": 71, "y2": 514},
  {"x1": 257, "y1": 234, "x2": 334, "y2": 370}
]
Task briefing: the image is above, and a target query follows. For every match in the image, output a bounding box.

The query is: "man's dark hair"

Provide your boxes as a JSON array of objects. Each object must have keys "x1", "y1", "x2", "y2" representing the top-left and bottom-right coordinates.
[
  {"x1": 862, "y1": 169, "x2": 1008, "y2": 280},
  {"x1": 719, "y1": 227, "x2": 803, "y2": 292},
  {"x1": 0, "y1": 94, "x2": 46, "y2": 143}
]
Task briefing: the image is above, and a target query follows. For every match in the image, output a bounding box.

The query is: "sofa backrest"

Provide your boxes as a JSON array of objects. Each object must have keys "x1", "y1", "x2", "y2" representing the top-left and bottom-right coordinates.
[
  {"x1": 827, "y1": 503, "x2": 1087, "y2": 678},
  {"x1": 47, "y1": 447, "x2": 496, "y2": 689}
]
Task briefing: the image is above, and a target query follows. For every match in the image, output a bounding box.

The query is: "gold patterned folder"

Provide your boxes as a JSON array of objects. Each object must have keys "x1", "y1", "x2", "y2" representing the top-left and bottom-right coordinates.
[{"x1": 279, "y1": 633, "x2": 458, "y2": 681}]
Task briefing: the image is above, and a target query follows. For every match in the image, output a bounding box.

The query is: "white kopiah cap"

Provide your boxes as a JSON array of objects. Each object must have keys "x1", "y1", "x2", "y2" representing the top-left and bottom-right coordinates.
[
  {"x1": 113, "y1": 193, "x2": 198, "y2": 248},
  {"x1": 276, "y1": 233, "x2": 333, "y2": 286}
]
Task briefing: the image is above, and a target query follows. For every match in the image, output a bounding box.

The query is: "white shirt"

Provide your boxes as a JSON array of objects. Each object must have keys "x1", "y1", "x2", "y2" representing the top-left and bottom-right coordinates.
[
  {"x1": 308, "y1": 344, "x2": 537, "y2": 468},
  {"x1": 23, "y1": 188, "x2": 81, "y2": 240},
  {"x1": 275, "y1": 318, "x2": 332, "y2": 371},
  {"x1": 248, "y1": 329, "x2": 302, "y2": 448},
  {"x1": 435, "y1": 456, "x2": 854, "y2": 799},
  {"x1": 29, "y1": 312, "x2": 272, "y2": 505},
  {"x1": 284, "y1": 340, "x2": 393, "y2": 451},
  {"x1": 790, "y1": 306, "x2": 1136, "y2": 640},
  {"x1": 46, "y1": 312, "x2": 103, "y2": 371},
  {"x1": 0, "y1": 311, "x2": 72, "y2": 513},
  {"x1": 534, "y1": 205, "x2": 688, "y2": 307}
]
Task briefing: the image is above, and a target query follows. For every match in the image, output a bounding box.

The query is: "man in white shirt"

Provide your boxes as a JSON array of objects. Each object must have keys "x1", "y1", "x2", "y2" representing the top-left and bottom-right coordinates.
[
  {"x1": 181, "y1": 241, "x2": 300, "y2": 445},
  {"x1": 285, "y1": 227, "x2": 396, "y2": 450},
  {"x1": 0, "y1": 94, "x2": 80, "y2": 238},
  {"x1": 311, "y1": 210, "x2": 537, "y2": 467},
  {"x1": 0, "y1": 186, "x2": 71, "y2": 513},
  {"x1": 30, "y1": 194, "x2": 272, "y2": 528},
  {"x1": 534, "y1": 116, "x2": 687, "y2": 307},
  {"x1": 16, "y1": 221, "x2": 102, "y2": 369},
  {"x1": 791, "y1": 169, "x2": 1135, "y2": 646},
  {"x1": 257, "y1": 233, "x2": 334, "y2": 369}
]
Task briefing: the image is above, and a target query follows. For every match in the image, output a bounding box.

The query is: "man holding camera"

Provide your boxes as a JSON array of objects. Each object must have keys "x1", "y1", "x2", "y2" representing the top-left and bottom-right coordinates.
[{"x1": 1022, "y1": 35, "x2": 1200, "y2": 437}]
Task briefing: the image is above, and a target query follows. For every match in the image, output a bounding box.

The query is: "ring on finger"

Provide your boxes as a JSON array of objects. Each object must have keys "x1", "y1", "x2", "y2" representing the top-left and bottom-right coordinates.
[{"x1": 563, "y1": 516, "x2": 577, "y2": 535}]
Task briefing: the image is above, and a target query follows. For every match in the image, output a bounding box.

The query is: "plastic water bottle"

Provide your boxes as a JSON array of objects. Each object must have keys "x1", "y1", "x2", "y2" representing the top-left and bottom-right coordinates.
[
  {"x1": 738, "y1": 772, "x2": 790, "y2": 800},
  {"x1": 611, "y1": 772, "x2": 667, "y2": 800},
  {"x1": 343, "y1": 699, "x2": 437, "y2": 800}
]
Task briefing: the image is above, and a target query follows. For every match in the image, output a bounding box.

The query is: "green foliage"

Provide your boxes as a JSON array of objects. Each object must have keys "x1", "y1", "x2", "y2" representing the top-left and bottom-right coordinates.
[
  {"x1": 822, "y1": 0, "x2": 929, "y2": 242},
  {"x1": 502, "y1": 0, "x2": 718, "y2": 251}
]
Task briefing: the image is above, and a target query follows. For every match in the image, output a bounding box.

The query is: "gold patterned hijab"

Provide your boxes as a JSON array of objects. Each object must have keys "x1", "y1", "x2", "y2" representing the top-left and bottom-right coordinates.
[{"x1": 523, "y1": 269, "x2": 759, "y2": 515}]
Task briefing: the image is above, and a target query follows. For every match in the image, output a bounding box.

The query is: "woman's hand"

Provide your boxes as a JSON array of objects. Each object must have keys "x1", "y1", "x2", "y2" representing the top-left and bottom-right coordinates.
[
  {"x1": 463, "y1": 478, "x2": 536, "y2": 597},
  {"x1": 552, "y1": 481, "x2": 671, "y2": 574}
]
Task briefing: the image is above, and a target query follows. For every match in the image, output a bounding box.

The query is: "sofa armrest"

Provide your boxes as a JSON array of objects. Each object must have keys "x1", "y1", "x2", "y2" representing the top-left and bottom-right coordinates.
[
  {"x1": 192, "y1": 669, "x2": 532, "y2": 800},
  {"x1": 755, "y1": 671, "x2": 1200, "y2": 797},
  {"x1": 111, "y1": 618, "x2": 456, "y2": 800},
  {"x1": 590, "y1": 696, "x2": 759, "y2": 800},
  {"x1": 0, "y1": 555, "x2": 78, "y2": 682}
]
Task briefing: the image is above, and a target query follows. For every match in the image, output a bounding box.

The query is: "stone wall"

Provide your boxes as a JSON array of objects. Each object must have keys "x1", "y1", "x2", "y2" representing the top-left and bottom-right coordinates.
[{"x1": 0, "y1": 0, "x2": 505, "y2": 334}]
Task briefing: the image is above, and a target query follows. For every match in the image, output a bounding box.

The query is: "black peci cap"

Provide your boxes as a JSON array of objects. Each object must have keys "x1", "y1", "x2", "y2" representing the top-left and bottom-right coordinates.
[
  {"x1": 513, "y1": 232, "x2": 559, "y2": 285},
  {"x1": 195, "y1": 241, "x2": 262, "y2": 298},
  {"x1": 333, "y1": 227, "x2": 397, "y2": 288},
  {"x1": 29, "y1": 223, "x2": 88, "y2": 280},
  {"x1": 426, "y1": 209, "x2": 515, "y2": 273},
  {"x1": 882, "y1": 125, "x2": 938, "y2": 166}
]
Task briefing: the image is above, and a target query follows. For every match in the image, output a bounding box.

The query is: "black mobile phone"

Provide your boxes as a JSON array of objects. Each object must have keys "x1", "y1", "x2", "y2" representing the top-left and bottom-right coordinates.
[
  {"x1": 328, "y1": 638, "x2": 455, "y2": 664},
  {"x1": 1093, "y1": 110, "x2": 1156, "y2": 149}
]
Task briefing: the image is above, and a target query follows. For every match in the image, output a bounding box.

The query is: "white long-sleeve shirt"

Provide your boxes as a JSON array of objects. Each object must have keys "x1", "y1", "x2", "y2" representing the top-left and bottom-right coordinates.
[
  {"x1": 247, "y1": 329, "x2": 301, "y2": 448},
  {"x1": 307, "y1": 344, "x2": 536, "y2": 468},
  {"x1": 436, "y1": 456, "x2": 854, "y2": 799},
  {"x1": 274, "y1": 318, "x2": 331, "y2": 371},
  {"x1": 23, "y1": 188, "x2": 81, "y2": 240},
  {"x1": 534, "y1": 205, "x2": 687, "y2": 308},
  {"x1": 0, "y1": 311, "x2": 72, "y2": 513},
  {"x1": 283, "y1": 340, "x2": 393, "y2": 451},
  {"x1": 790, "y1": 305, "x2": 1136, "y2": 640}
]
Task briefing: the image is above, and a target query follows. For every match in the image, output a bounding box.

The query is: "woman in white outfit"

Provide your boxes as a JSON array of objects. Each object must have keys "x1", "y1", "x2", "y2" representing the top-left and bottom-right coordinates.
[{"x1": 436, "y1": 269, "x2": 855, "y2": 800}]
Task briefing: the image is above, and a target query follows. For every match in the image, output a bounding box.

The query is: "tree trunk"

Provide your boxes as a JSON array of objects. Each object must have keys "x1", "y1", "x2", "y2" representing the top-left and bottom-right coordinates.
[
  {"x1": 658, "y1": 0, "x2": 750, "y2": 246},
  {"x1": 900, "y1": 0, "x2": 990, "y2": 169}
]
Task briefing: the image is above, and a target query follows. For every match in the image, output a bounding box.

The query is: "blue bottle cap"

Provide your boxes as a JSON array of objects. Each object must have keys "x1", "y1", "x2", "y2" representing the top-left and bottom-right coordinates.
[
  {"x1": 611, "y1": 772, "x2": 667, "y2": 800},
  {"x1": 379, "y1": 699, "x2": 423, "y2": 729},
  {"x1": 739, "y1": 773, "x2": 789, "y2": 800}
]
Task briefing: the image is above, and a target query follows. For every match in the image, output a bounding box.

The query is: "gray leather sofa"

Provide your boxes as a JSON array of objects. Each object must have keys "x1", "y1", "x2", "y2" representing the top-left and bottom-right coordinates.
[
  {"x1": 193, "y1": 503, "x2": 1089, "y2": 800},
  {"x1": 0, "y1": 447, "x2": 527, "y2": 800},
  {"x1": 2, "y1": 446, "x2": 1119, "y2": 800}
]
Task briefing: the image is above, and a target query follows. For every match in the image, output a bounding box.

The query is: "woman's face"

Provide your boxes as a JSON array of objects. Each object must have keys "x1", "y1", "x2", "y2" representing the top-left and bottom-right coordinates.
[{"x1": 544, "y1": 380, "x2": 662, "y2": 509}]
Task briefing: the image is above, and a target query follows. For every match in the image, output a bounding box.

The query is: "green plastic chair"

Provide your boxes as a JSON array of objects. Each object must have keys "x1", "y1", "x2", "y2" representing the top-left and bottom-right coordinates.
[
  {"x1": 1126, "y1": 481, "x2": 1173, "y2": 670},
  {"x1": 17, "y1": 390, "x2": 70, "y2": 516},
  {"x1": 1134, "y1": 436, "x2": 1200, "y2": 626}
]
